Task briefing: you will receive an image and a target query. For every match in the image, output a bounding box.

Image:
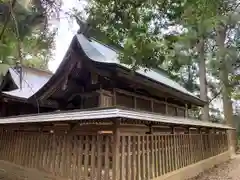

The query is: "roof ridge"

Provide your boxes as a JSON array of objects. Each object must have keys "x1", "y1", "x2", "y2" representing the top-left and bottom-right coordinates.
[
  {"x1": 88, "y1": 36, "x2": 173, "y2": 79},
  {"x1": 88, "y1": 37, "x2": 120, "y2": 53}
]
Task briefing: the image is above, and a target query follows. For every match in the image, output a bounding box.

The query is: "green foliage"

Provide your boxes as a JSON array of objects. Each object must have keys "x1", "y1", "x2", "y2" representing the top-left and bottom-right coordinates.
[
  {"x1": 0, "y1": 0, "x2": 61, "y2": 70},
  {"x1": 74, "y1": 0, "x2": 240, "y2": 120},
  {"x1": 84, "y1": 0, "x2": 177, "y2": 67}
]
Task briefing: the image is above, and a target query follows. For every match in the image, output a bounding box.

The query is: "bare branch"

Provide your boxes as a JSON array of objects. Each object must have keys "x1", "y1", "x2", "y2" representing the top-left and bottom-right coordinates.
[
  {"x1": 10, "y1": 0, "x2": 23, "y2": 89},
  {"x1": 208, "y1": 88, "x2": 222, "y2": 104}
]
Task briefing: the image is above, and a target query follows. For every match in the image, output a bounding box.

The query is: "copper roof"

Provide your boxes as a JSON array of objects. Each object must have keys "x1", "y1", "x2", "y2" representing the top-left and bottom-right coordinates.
[
  {"x1": 1, "y1": 67, "x2": 52, "y2": 99},
  {"x1": 0, "y1": 107, "x2": 233, "y2": 129},
  {"x1": 77, "y1": 34, "x2": 201, "y2": 101},
  {"x1": 30, "y1": 34, "x2": 205, "y2": 106}
]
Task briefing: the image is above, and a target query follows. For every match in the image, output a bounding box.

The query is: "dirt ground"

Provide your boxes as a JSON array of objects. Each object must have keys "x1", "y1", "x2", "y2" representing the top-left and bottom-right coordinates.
[
  {"x1": 0, "y1": 160, "x2": 65, "y2": 180},
  {"x1": 190, "y1": 155, "x2": 240, "y2": 180},
  {"x1": 0, "y1": 156, "x2": 240, "y2": 180}
]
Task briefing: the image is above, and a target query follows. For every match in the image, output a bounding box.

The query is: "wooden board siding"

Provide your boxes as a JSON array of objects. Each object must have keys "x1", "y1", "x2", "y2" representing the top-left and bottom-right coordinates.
[
  {"x1": 115, "y1": 91, "x2": 134, "y2": 108},
  {"x1": 68, "y1": 87, "x2": 188, "y2": 117},
  {"x1": 109, "y1": 88, "x2": 188, "y2": 117},
  {"x1": 153, "y1": 102, "x2": 166, "y2": 114}
]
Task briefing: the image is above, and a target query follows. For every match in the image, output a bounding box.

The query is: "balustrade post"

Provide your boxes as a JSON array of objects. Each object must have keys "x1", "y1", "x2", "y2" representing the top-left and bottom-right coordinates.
[
  {"x1": 171, "y1": 127, "x2": 177, "y2": 171},
  {"x1": 112, "y1": 120, "x2": 120, "y2": 180},
  {"x1": 188, "y1": 127, "x2": 193, "y2": 165},
  {"x1": 208, "y1": 128, "x2": 213, "y2": 157},
  {"x1": 198, "y1": 128, "x2": 204, "y2": 161}
]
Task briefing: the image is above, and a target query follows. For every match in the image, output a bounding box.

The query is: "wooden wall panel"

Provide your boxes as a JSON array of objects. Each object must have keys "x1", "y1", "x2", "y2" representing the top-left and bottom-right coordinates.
[
  {"x1": 167, "y1": 105, "x2": 177, "y2": 116},
  {"x1": 136, "y1": 98, "x2": 151, "y2": 111},
  {"x1": 116, "y1": 92, "x2": 134, "y2": 108},
  {"x1": 153, "y1": 102, "x2": 166, "y2": 114}
]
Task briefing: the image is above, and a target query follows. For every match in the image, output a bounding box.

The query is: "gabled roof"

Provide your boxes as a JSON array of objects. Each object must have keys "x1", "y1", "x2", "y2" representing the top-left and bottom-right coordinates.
[
  {"x1": 77, "y1": 34, "x2": 200, "y2": 101},
  {"x1": 1, "y1": 66, "x2": 52, "y2": 99},
  {"x1": 31, "y1": 33, "x2": 205, "y2": 106}
]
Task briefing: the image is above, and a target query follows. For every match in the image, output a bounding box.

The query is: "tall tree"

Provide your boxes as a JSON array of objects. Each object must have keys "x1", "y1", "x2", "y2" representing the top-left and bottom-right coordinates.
[
  {"x1": 81, "y1": 0, "x2": 219, "y2": 120},
  {"x1": 77, "y1": 0, "x2": 239, "y2": 124},
  {"x1": 177, "y1": 0, "x2": 219, "y2": 121},
  {"x1": 0, "y1": 0, "x2": 61, "y2": 70}
]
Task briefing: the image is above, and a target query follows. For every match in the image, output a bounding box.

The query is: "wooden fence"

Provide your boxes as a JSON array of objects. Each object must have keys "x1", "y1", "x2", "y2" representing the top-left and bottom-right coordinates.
[
  {"x1": 0, "y1": 128, "x2": 228, "y2": 180},
  {"x1": 119, "y1": 133, "x2": 228, "y2": 180}
]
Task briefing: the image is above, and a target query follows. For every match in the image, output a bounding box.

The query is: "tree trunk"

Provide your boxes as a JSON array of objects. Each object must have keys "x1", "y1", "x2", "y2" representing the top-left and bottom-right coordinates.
[
  {"x1": 197, "y1": 38, "x2": 209, "y2": 121},
  {"x1": 216, "y1": 25, "x2": 233, "y2": 125},
  {"x1": 216, "y1": 25, "x2": 235, "y2": 153}
]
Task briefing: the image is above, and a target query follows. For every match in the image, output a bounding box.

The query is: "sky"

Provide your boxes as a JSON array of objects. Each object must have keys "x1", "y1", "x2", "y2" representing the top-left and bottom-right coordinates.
[{"x1": 48, "y1": 0, "x2": 85, "y2": 72}]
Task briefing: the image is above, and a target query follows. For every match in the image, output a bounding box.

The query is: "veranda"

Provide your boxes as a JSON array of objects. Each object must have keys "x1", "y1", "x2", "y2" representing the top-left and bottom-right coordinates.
[{"x1": 0, "y1": 108, "x2": 234, "y2": 180}]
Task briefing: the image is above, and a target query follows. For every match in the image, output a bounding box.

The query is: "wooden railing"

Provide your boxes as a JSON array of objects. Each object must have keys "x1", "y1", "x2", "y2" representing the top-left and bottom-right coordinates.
[{"x1": 0, "y1": 129, "x2": 228, "y2": 180}]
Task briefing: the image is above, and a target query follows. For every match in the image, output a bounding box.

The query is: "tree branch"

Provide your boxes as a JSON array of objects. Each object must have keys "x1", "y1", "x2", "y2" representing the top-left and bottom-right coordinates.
[
  {"x1": 10, "y1": 0, "x2": 23, "y2": 89},
  {"x1": 208, "y1": 88, "x2": 222, "y2": 104}
]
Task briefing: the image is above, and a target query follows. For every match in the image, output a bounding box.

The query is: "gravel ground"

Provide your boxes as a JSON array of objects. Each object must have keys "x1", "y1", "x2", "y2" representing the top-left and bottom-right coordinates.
[{"x1": 190, "y1": 155, "x2": 240, "y2": 180}]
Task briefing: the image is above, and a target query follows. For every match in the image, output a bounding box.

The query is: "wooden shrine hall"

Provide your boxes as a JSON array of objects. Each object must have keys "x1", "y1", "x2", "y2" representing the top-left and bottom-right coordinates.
[{"x1": 0, "y1": 31, "x2": 235, "y2": 180}]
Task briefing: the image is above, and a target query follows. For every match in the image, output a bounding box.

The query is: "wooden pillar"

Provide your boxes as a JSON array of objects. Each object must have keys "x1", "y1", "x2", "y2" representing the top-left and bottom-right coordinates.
[
  {"x1": 134, "y1": 96, "x2": 137, "y2": 109},
  {"x1": 112, "y1": 120, "x2": 120, "y2": 180},
  {"x1": 171, "y1": 127, "x2": 178, "y2": 171},
  {"x1": 208, "y1": 128, "x2": 213, "y2": 157},
  {"x1": 148, "y1": 124, "x2": 153, "y2": 134},
  {"x1": 151, "y1": 99, "x2": 154, "y2": 112},
  {"x1": 225, "y1": 102, "x2": 236, "y2": 155},
  {"x1": 165, "y1": 98, "x2": 168, "y2": 115},
  {"x1": 226, "y1": 100, "x2": 236, "y2": 156},
  {"x1": 227, "y1": 128, "x2": 236, "y2": 156},
  {"x1": 198, "y1": 128, "x2": 204, "y2": 161},
  {"x1": 113, "y1": 88, "x2": 116, "y2": 106},
  {"x1": 99, "y1": 88, "x2": 103, "y2": 107},
  {"x1": 185, "y1": 104, "x2": 188, "y2": 118},
  {"x1": 188, "y1": 127, "x2": 193, "y2": 165}
]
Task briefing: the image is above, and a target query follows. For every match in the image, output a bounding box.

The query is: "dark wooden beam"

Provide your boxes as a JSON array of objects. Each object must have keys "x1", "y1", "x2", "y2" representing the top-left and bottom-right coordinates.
[
  {"x1": 38, "y1": 99, "x2": 59, "y2": 109},
  {"x1": 39, "y1": 58, "x2": 80, "y2": 102},
  {"x1": 116, "y1": 69, "x2": 204, "y2": 106}
]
